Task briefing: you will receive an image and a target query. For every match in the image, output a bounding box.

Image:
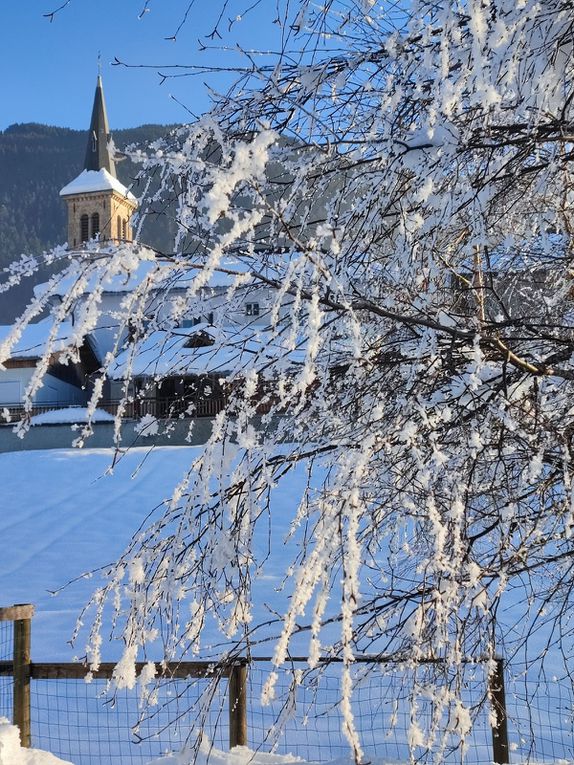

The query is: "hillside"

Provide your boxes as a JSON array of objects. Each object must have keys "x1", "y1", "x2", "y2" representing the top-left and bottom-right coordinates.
[{"x1": 0, "y1": 122, "x2": 176, "y2": 321}]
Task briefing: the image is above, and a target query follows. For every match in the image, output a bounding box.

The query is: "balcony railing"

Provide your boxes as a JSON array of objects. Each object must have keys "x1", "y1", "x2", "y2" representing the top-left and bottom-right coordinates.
[
  {"x1": 102, "y1": 397, "x2": 229, "y2": 419},
  {"x1": 0, "y1": 397, "x2": 273, "y2": 423},
  {"x1": 0, "y1": 398, "x2": 228, "y2": 423}
]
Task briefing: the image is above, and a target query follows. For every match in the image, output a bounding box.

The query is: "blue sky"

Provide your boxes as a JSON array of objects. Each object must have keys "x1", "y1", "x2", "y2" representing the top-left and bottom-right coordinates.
[{"x1": 0, "y1": 1, "x2": 277, "y2": 131}]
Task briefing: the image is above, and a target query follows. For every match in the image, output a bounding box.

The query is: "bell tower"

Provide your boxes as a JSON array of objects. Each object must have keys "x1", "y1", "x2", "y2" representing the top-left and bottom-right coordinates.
[{"x1": 60, "y1": 76, "x2": 137, "y2": 249}]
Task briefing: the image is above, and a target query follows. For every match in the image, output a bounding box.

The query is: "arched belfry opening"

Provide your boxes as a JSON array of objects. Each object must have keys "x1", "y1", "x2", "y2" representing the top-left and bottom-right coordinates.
[{"x1": 59, "y1": 75, "x2": 137, "y2": 249}]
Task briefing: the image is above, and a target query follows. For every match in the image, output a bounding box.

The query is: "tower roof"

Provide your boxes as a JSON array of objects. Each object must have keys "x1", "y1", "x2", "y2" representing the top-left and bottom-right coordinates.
[{"x1": 83, "y1": 75, "x2": 116, "y2": 176}]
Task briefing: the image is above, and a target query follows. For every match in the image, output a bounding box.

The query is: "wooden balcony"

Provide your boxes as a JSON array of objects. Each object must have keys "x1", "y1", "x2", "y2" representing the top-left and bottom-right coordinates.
[
  {"x1": 1, "y1": 396, "x2": 273, "y2": 423},
  {"x1": 0, "y1": 397, "x2": 228, "y2": 423}
]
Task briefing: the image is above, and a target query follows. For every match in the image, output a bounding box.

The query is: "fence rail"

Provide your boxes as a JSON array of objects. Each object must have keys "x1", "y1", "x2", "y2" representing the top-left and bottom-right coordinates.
[{"x1": 0, "y1": 661, "x2": 237, "y2": 680}]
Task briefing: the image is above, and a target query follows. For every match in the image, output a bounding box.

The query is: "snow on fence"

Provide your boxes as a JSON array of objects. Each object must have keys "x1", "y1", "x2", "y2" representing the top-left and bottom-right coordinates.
[{"x1": 1, "y1": 605, "x2": 573, "y2": 765}]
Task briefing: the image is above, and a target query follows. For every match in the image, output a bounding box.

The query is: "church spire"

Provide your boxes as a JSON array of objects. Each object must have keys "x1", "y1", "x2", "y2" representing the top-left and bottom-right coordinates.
[
  {"x1": 60, "y1": 74, "x2": 137, "y2": 249},
  {"x1": 83, "y1": 75, "x2": 116, "y2": 177}
]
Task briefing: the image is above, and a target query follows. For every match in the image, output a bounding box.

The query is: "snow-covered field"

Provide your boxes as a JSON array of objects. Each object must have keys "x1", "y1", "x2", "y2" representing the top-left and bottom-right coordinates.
[
  {"x1": 0, "y1": 447, "x2": 572, "y2": 765},
  {"x1": 0, "y1": 447, "x2": 209, "y2": 660},
  {"x1": 0, "y1": 447, "x2": 329, "y2": 765}
]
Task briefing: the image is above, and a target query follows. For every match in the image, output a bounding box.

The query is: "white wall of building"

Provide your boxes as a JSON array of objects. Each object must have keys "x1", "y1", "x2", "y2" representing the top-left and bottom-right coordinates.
[{"x1": 0, "y1": 366, "x2": 87, "y2": 406}]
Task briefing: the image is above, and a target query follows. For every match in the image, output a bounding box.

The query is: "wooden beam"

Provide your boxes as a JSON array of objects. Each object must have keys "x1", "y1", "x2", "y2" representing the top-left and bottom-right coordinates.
[
  {"x1": 490, "y1": 657, "x2": 510, "y2": 764},
  {"x1": 28, "y1": 661, "x2": 230, "y2": 680},
  {"x1": 228, "y1": 663, "x2": 248, "y2": 749},
  {"x1": 0, "y1": 605, "x2": 35, "y2": 622},
  {"x1": 13, "y1": 613, "x2": 32, "y2": 747},
  {"x1": 0, "y1": 658, "x2": 235, "y2": 680}
]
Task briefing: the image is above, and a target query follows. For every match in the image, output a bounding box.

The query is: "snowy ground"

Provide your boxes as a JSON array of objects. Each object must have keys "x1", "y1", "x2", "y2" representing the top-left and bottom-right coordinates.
[
  {"x1": 0, "y1": 448, "x2": 209, "y2": 660},
  {"x1": 0, "y1": 718, "x2": 72, "y2": 764},
  {"x1": 0, "y1": 448, "x2": 572, "y2": 765},
  {"x1": 0, "y1": 721, "x2": 405, "y2": 765}
]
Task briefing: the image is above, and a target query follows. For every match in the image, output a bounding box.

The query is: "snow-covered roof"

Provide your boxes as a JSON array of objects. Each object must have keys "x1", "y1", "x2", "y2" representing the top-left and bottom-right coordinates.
[
  {"x1": 29, "y1": 407, "x2": 115, "y2": 425},
  {"x1": 37, "y1": 248, "x2": 258, "y2": 299},
  {"x1": 110, "y1": 323, "x2": 304, "y2": 379},
  {"x1": 0, "y1": 318, "x2": 76, "y2": 360},
  {"x1": 59, "y1": 168, "x2": 137, "y2": 203}
]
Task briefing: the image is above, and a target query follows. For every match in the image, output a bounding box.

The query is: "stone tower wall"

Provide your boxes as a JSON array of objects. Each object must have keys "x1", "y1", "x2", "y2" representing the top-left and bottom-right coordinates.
[{"x1": 65, "y1": 191, "x2": 137, "y2": 247}]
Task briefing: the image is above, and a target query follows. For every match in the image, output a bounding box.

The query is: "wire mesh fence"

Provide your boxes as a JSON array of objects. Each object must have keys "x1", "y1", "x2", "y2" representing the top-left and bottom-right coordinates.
[
  {"x1": 23, "y1": 659, "x2": 496, "y2": 765},
  {"x1": 503, "y1": 667, "x2": 574, "y2": 763},
  {"x1": 246, "y1": 660, "x2": 495, "y2": 764},
  {"x1": 3, "y1": 602, "x2": 574, "y2": 765},
  {"x1": 30, "y1": 674, "x2": 229, "y2": 765},
  {"x1": 247, "y1": 662, "x2": 574, "y2": 764},
  {"x1": 23, "y1": 659, "x2": 574, "y2": 765}
]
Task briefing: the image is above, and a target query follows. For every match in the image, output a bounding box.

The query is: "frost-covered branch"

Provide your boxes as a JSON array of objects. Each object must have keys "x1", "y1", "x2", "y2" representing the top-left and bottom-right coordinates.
[{"x1": 6, "y1": 0, "x2": 574, "y2": 758}]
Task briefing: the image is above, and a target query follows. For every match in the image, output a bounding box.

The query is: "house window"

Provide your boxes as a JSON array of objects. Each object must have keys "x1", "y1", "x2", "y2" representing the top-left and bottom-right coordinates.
[
  {"x1": 122, "y1": 219, "x2": 127, "y2": 240},
  {"x1": 245, "y1": 302, "x2": 260, "y2": 316},
  {"x1": 80, "y1": 214, "x2": 89, "y2": 242},
  {"x1": 117, "y1": 215, "x2": 122, "y2": 239},
  {"x1": 157, "y1": 378, "x2": 176, "y2": 399},
  {"x1": 182, "y1": 313, "x2": 214, "y2": 328},
  {"x1": 91, "y1": 212, "x2": 100, "y2": 238}
]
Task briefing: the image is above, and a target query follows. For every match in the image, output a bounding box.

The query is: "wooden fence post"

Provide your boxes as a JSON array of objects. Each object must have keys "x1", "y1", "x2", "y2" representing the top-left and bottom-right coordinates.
[
  {"x1": 489, "y1": 656, "x2": 509, "y2": 764},
  {"x1": 228, "y1": 662, "x2": 248, "y2": 749},
  {"x1": 12, "y1": 604, "x2": 34, "y2": 748}
]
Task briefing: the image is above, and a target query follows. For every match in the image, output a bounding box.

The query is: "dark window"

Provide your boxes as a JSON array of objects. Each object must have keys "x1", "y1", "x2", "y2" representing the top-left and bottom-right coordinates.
[
  {"x1": 246, "y1": 302, "x2": 260, "y2": 316},
  {"x1": 80, "y1": 214, "x2": 89, "y2": 242},
  {"x1": 158, "y1": 378, "x2": 176, "y2": 399},
  {"x1": 91, "y1": 212, "x2": 100, "y2": 238},
  {"x1": 122, "y1": 219, "x2": 127, "y2": 240},
  {"x1": 182, "y1": 314, "x2": 213, "y2": 327},
  {"x1": 184, "y1": 331, "x2": 214, "y2": 349},
  {"x1": 117, "y1": 215, "x2": 122, "y2": 239}
]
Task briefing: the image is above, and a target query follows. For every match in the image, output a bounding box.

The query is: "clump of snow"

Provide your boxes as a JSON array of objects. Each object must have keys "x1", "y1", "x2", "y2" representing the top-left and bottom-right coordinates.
[
  {"x1": 144, "y1": 743, "x2": 566, "y2": 765},
  {"x1": 0, "y1": 718, "x2": 74, "y2": 765},
  {"x1": 135, "y1": 413, "x2": 160, "y2": 436},
  {"x1": 30, "y1": 408, "x2": 115, "y2": 425},
  {"x1": 145, "y1": 743, "x2": 303, "y2": 765}
]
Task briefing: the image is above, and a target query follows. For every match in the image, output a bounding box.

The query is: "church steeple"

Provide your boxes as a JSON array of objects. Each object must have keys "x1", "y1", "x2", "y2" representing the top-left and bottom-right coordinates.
[
  {"x1": 59, "y1": 75, "x2": 137, "y2": 249},
  {"x1": 83, "y1": 75, "x2": 116, "y2": 176}
]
